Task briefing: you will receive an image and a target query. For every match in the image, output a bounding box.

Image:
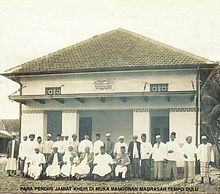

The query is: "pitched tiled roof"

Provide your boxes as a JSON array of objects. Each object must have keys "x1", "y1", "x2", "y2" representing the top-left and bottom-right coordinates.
[{"x1": 3, "y1": 28, "x2": 217, "y2": 76}]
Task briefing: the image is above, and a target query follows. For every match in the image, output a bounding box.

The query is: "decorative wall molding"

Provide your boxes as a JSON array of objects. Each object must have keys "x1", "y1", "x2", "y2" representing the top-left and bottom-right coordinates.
[
  {"x1": 169, "y1": 108, "x2": 197, "y2": 112},
  {"x1": 62, "y1": 110, "x2": 77, "y2": 113},
  {"x1": 22, "y1": 110, "x2": 44, "y2": 114},
  {"x1": 133, "y1": 108, "x2": 149, "y2": 112}
]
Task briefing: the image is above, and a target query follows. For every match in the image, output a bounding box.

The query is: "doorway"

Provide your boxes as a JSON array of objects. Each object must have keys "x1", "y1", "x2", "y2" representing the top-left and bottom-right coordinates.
[
  {"x1": 150, "y1": 110, "x2": 169, "y2": 144},
  {"x1": 79, "y1": 117, "x2": 92, "y2": 141}
]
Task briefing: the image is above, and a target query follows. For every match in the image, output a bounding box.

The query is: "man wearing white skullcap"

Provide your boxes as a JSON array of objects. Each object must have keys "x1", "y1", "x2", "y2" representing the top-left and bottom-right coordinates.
[
  {"x1": 28, "y1": 145, "x2": 46, "y2": 180},
  {"x1": 182, "y1": 136, "x2": 197, "y2": 183},
  {"x1": 198, "y1": 135, "x2": 214, "y2": 184},
  {"x1": 152, "y1": 135, "x2": 167, "y2": 181},
  {"x1": 114, "y1": 136, "x2": 128, "y2": 156},
  {"x1": 105, "y1": 133, "x2": 114, "y2": 157},
  {"x1": 43, "y1": 134, "x2": 54, "y2": 161}
]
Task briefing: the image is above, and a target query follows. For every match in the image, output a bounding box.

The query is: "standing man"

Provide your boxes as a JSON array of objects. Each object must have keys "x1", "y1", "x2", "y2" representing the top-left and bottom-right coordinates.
[
  {"x1": 53, "y1": 134, "x2": 64, "y2": 154},
  {"x1": 140, "y1": 133, "x2": 153, "y2": 180},
  {"x1": 43, "y1": 134, "x2": 54, "y2": 161},
  {"x1": 18, "y1": 135, "x2": 28, "y2": 176},
  {"x1": 152, "y1": 135, "x2": 167, "y2": 181},
  {"x1": 93, "y1": 133, "x2": 104, "y2": 156},
  {"x1": 114, "y1": 136, "x2": 128, "y2": 156},
  {"x1": 128, "y1": 135, "x2": 141, "y2": 178},
  {"x1": 68, "y1": 134, "x2": 79, "y2": 153},
  {"x1": 166, "y1": 132, "x2": 179, "y2": 180},
  {"x1": 37, "y1": 136, "x2": 44, "y2": 153},
  {"x1": 78, "y1": 134, "x2": 93, "y2": 154},
  {"x1": 104, "y1": 133, "x2": 114, "y2": 157},
  {"x1": 198, "y1": 136, "x2": 214, "y2": 184},
  {"x1": 62, "y1": 134, "x2": 70, "y2": 153},
  {"x1": 183, "y1": 136, "x2": 197, "y2": 183},
  {"x1": 5, "y1": 132, "x2": 19, "y2": 176}
]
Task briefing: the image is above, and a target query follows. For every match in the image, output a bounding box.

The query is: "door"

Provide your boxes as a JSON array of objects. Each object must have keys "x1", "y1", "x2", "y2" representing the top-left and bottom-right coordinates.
[
  {"x1": 46, "y1": 111, "x2": 62, "y2": 141},
  {"x1": 151, "y1": 113, "x2": 169, "y2": 144},
  {"x1": 79, "y1": 117, "x2": 92, "y2": 141}
]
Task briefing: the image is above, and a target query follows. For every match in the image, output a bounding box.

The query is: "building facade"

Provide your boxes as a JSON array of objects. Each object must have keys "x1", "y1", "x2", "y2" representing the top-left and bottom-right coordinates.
[{"x1": 2, "y1": 29, "x2": 217, "y2": 145}]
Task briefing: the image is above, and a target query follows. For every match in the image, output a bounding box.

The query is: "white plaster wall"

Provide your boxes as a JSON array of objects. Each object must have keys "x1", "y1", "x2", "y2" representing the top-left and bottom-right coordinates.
[
  {"x1": 62, "y1": 112, "x2": 79, "y2": 136},
  {"x1": 21, "y1": 113, "x2": 47, "y2": 140},
  {"x1": 169, "y1": 111, "x2": 196, "y2": 144},
  {"x1": 20, "y1": 70, "x2": 197, "y2": 95},
  {"x1": 133, "y1": 111, "x2": 150, "y2": 141}
]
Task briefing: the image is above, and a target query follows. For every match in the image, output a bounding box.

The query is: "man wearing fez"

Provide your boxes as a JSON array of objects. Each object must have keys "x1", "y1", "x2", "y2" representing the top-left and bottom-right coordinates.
[
  {"x1": 105, "y1": 133, "x2": 114, "y2": 157},
  {"x1": 166, "y1": 132, "x2": 179, "y2": 180},
  {"x1": 18, "y1": 135, "x2": 28, "y2": 176},
  {"x1": 198, "y1": 136, "x2": 214, "y2": 184},
  {"x1": 140, "y1": 133, "x2": 153, "y2": 180},
  {"x1": 183, "y1": 136, "x2": 197, "y2": 183},
  {"x1": 5, "y1": 132, "x2": 19, "y2": 176},
  {"x1": 128, "y1": 135, "x2": 141, "y2": 178},
  {"x1": 152, "y1": 135, "x2": 167, "y2": 181}
]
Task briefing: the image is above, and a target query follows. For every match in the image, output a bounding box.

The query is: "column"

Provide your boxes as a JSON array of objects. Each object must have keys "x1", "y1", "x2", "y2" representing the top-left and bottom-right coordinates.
[
  {"x1": 21, "y1": 110, "x2": 47, "y2": 140},
  {"x1": 62, "y1": 110, "x2": 79, "y2": 137},
  {"x1": 133, "y1": 108, "x2": 150, "y2": 141},
  {"x1": 169, "y1": 108, "x2": 197, "y2": 144}
]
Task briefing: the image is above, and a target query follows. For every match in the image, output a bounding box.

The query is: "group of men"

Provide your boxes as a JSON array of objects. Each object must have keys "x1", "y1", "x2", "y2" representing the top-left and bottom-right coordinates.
[{"x1": 6, "y1": 131, "x2": 214, "y2": 184}]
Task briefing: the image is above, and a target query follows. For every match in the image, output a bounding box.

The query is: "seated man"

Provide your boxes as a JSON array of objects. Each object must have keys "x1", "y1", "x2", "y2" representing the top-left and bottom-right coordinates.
[
  {"x1": 28, "y1": 145, "x2": 46, "y2": 180},
  {"x1": 115, "y1": 146, "x2": 130, "y2": 181},
  {"x1": 60, "y1": 145, "x2": 78, "y2": 179},
  {"x1": 92, "y1": 146, "x2": 113, "y2": 181},
  {"x1": 46, "y1": 145, "x2": 63, "y2": 180},
  {"x1": 75, "y1": 146, "x2": 93, "y2": 180}
]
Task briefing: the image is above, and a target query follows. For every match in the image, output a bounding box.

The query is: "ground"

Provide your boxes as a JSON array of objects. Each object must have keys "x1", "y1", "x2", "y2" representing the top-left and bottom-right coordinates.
[{"x1": 0, "y1": 157, "x2": 219, "y2": 193}]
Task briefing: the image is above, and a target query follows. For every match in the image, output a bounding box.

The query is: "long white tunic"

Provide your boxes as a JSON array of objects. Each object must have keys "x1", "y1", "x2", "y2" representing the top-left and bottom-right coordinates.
[
  {"x1": 166, "y1": 140, "x2": 179, "y2": 161},
  {"x1": 182, "y1": 142, "x2": 197, "y2": 162},
  {"x1": 152, "y1": 142, "x2": 167, "y2": 161},
  {"x1": 198, "y1": 143, "x2": 214, "y2": 162},
  {"x1": 93, "y1": 140, "x2": 104, "y2": 155},
  {"x1": 46, "y1": 153, "x2": 60, "y2": 177},
  {"x1": 18, "y1": 140, "x2": 29, "y2": 160},
  {"x1": 29, "y1": 152, "x2": 45, "y2": 179},
  {"x1": 75, "y1": 154, "x2": 90, "y2": 176},
  {"x1": 78, "y1": 139, "x2": 93, "y2": 153},
  {"x1": 114, "y1": 142, "x2": 128, "y2": 155},
  {"x1": 92, "y1": 153, "x2": 113, "y2": 176},
  {"x1": 53, "y1": 141, "x2": 64, "y2": 153},
  {"x1": 140, "y1": 141, "x2": 153, "y2": 160}
]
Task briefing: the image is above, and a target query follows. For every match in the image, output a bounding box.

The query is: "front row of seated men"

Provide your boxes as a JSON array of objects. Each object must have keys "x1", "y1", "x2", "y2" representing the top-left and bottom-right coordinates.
[{"x1": 26, "y1": 144, "x2": 130, "y2": 181}]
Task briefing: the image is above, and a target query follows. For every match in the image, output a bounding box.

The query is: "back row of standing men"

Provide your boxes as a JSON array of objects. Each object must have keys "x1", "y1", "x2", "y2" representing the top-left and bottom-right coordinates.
[{"x1": 6, "y1": 132, "x2": 214, "y2": 184}]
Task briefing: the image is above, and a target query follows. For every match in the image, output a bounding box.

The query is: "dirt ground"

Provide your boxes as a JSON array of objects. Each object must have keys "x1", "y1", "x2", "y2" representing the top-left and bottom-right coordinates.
[{"x1": 0, "y1": 157, "x2": 219, "y2": 194}]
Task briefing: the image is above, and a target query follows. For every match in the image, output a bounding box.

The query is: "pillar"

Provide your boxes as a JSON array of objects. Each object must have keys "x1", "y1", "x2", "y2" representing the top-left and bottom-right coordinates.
[
  {"x1": 133, "y1": 108, "x2": 150, "y2": 141},
  {"x1": 21, "y1": 110, "x2": 47, "y2": 140},
  {"x1": 62, "y1": 110, "x2": 79, "y2": 137}
]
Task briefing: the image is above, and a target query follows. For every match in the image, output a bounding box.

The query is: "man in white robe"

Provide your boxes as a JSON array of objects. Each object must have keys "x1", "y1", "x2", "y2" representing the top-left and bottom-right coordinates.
[
  {"x1": 29, "y1": 146, "x2": 46, "y2": 180},
  {"x1": 166, "y1": 132, "x2": 179, "y2": 180},
  {"x1": 23, "y1": 134, "x2": 38, "y2": 177},
  {"x1": 37, "y1": 136, "x2": 44, "y2": 153},
  {"x1": 93, "y1": 133, "x2": 104, "y2": 156},
  {"x1": 46, "y1": 145, "x2": 63, "y2": 180},
  {"x1": 183, "y1": 136, "x2": 197, "y2": 183},
  {"x1": 78, "y1": 134, "x2": 93, "y2": 154},
  {"x1": 114, "y1": 136, "x2": 128, "y2": 156},
  {"x1": 152, "y1": 135, "x2": 167, "y2": 181},
  {"x1": 60, "y1": 145, "x2": 78, "y2": 179},
  {"x1": 53, "y1": 134, "x2": 64, "y2": 154},
  {"x1": 43, "y1": 134, "x2": 54, "y2": 161},
  {"x1": 92, "y1": 146, "x2": 113, "y2": 181},
  {"x1": 18, "y1": 135, "x2": 28, "y2": 176},
  {"x1": 62, "y1": 134, "x2": 70, "y2": 153},
  {"x1": 198, "y1": 136, "x2": 214, "y2": 184},
  {"x1": 68, "y1": 134, "x2": 79, "y2": 153}
]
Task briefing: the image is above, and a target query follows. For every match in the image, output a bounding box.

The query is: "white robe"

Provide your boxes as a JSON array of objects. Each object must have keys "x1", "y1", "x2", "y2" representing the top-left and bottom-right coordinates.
[
  {"x1": 92, "y1": 153, "x2": 113, "y2": 176},
  {"x1": 140, "y1": 141, "x2": 153, "y2": 160},
  {"x1": 53, "y1": 141, "x2": 64, "y2": 154},
  {"x1": 75, "y1": 154, "x2": 90, "y2": 176},
  {"x1": 166, "y1": 140, "x2": 179, "y2": 161},
  {"x1": 43, "y1": 140, "x2": 54, "y2": 154},
  {"x1": 78, "y1": 139, "x2": 93, "y2": 153},
  {"x1": 93, "y1": 140, "x2": 104, "y2": 155},
  {"x1": 60, "y1": 152, "x2": 78, "y2": 177},
  {"x1": 18, "y1": 140, "x2": 29, "y2": 160},
  {"x1": 46, "y1": 153, "x2": 60, "y2": 177},
  {"x1": 198, "y1": 143, "x2": 214, "y2": 162},
  {"x1": 29, "y1": 152, "x2": 45, "y2": 179},
  {"x1": 182, "y1": 142, "x2": 197, "y2": 162},
  {"x1": 152, "y1": 142, "x2": 167, "y2": 161},
  {"x1": 114, "y1": 142, "x2": 128, "y2": 155}
]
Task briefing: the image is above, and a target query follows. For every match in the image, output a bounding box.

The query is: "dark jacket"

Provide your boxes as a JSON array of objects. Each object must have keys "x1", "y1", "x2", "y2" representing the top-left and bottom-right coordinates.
[
  {"x1": 128, "y1": 141, "x2": 141, "y2": 161},
  {"x1": 47, "y1": 152, "x2": 63, "y2": 167},
  {"x1": 6, "y1": 140, "x2": 19, "y2": 159}
]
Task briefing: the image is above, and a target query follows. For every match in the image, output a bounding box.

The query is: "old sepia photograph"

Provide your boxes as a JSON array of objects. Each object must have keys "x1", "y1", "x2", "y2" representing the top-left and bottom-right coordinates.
[{"x1": 0, "y1": 0, "x2": 219, "y2": 193}]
